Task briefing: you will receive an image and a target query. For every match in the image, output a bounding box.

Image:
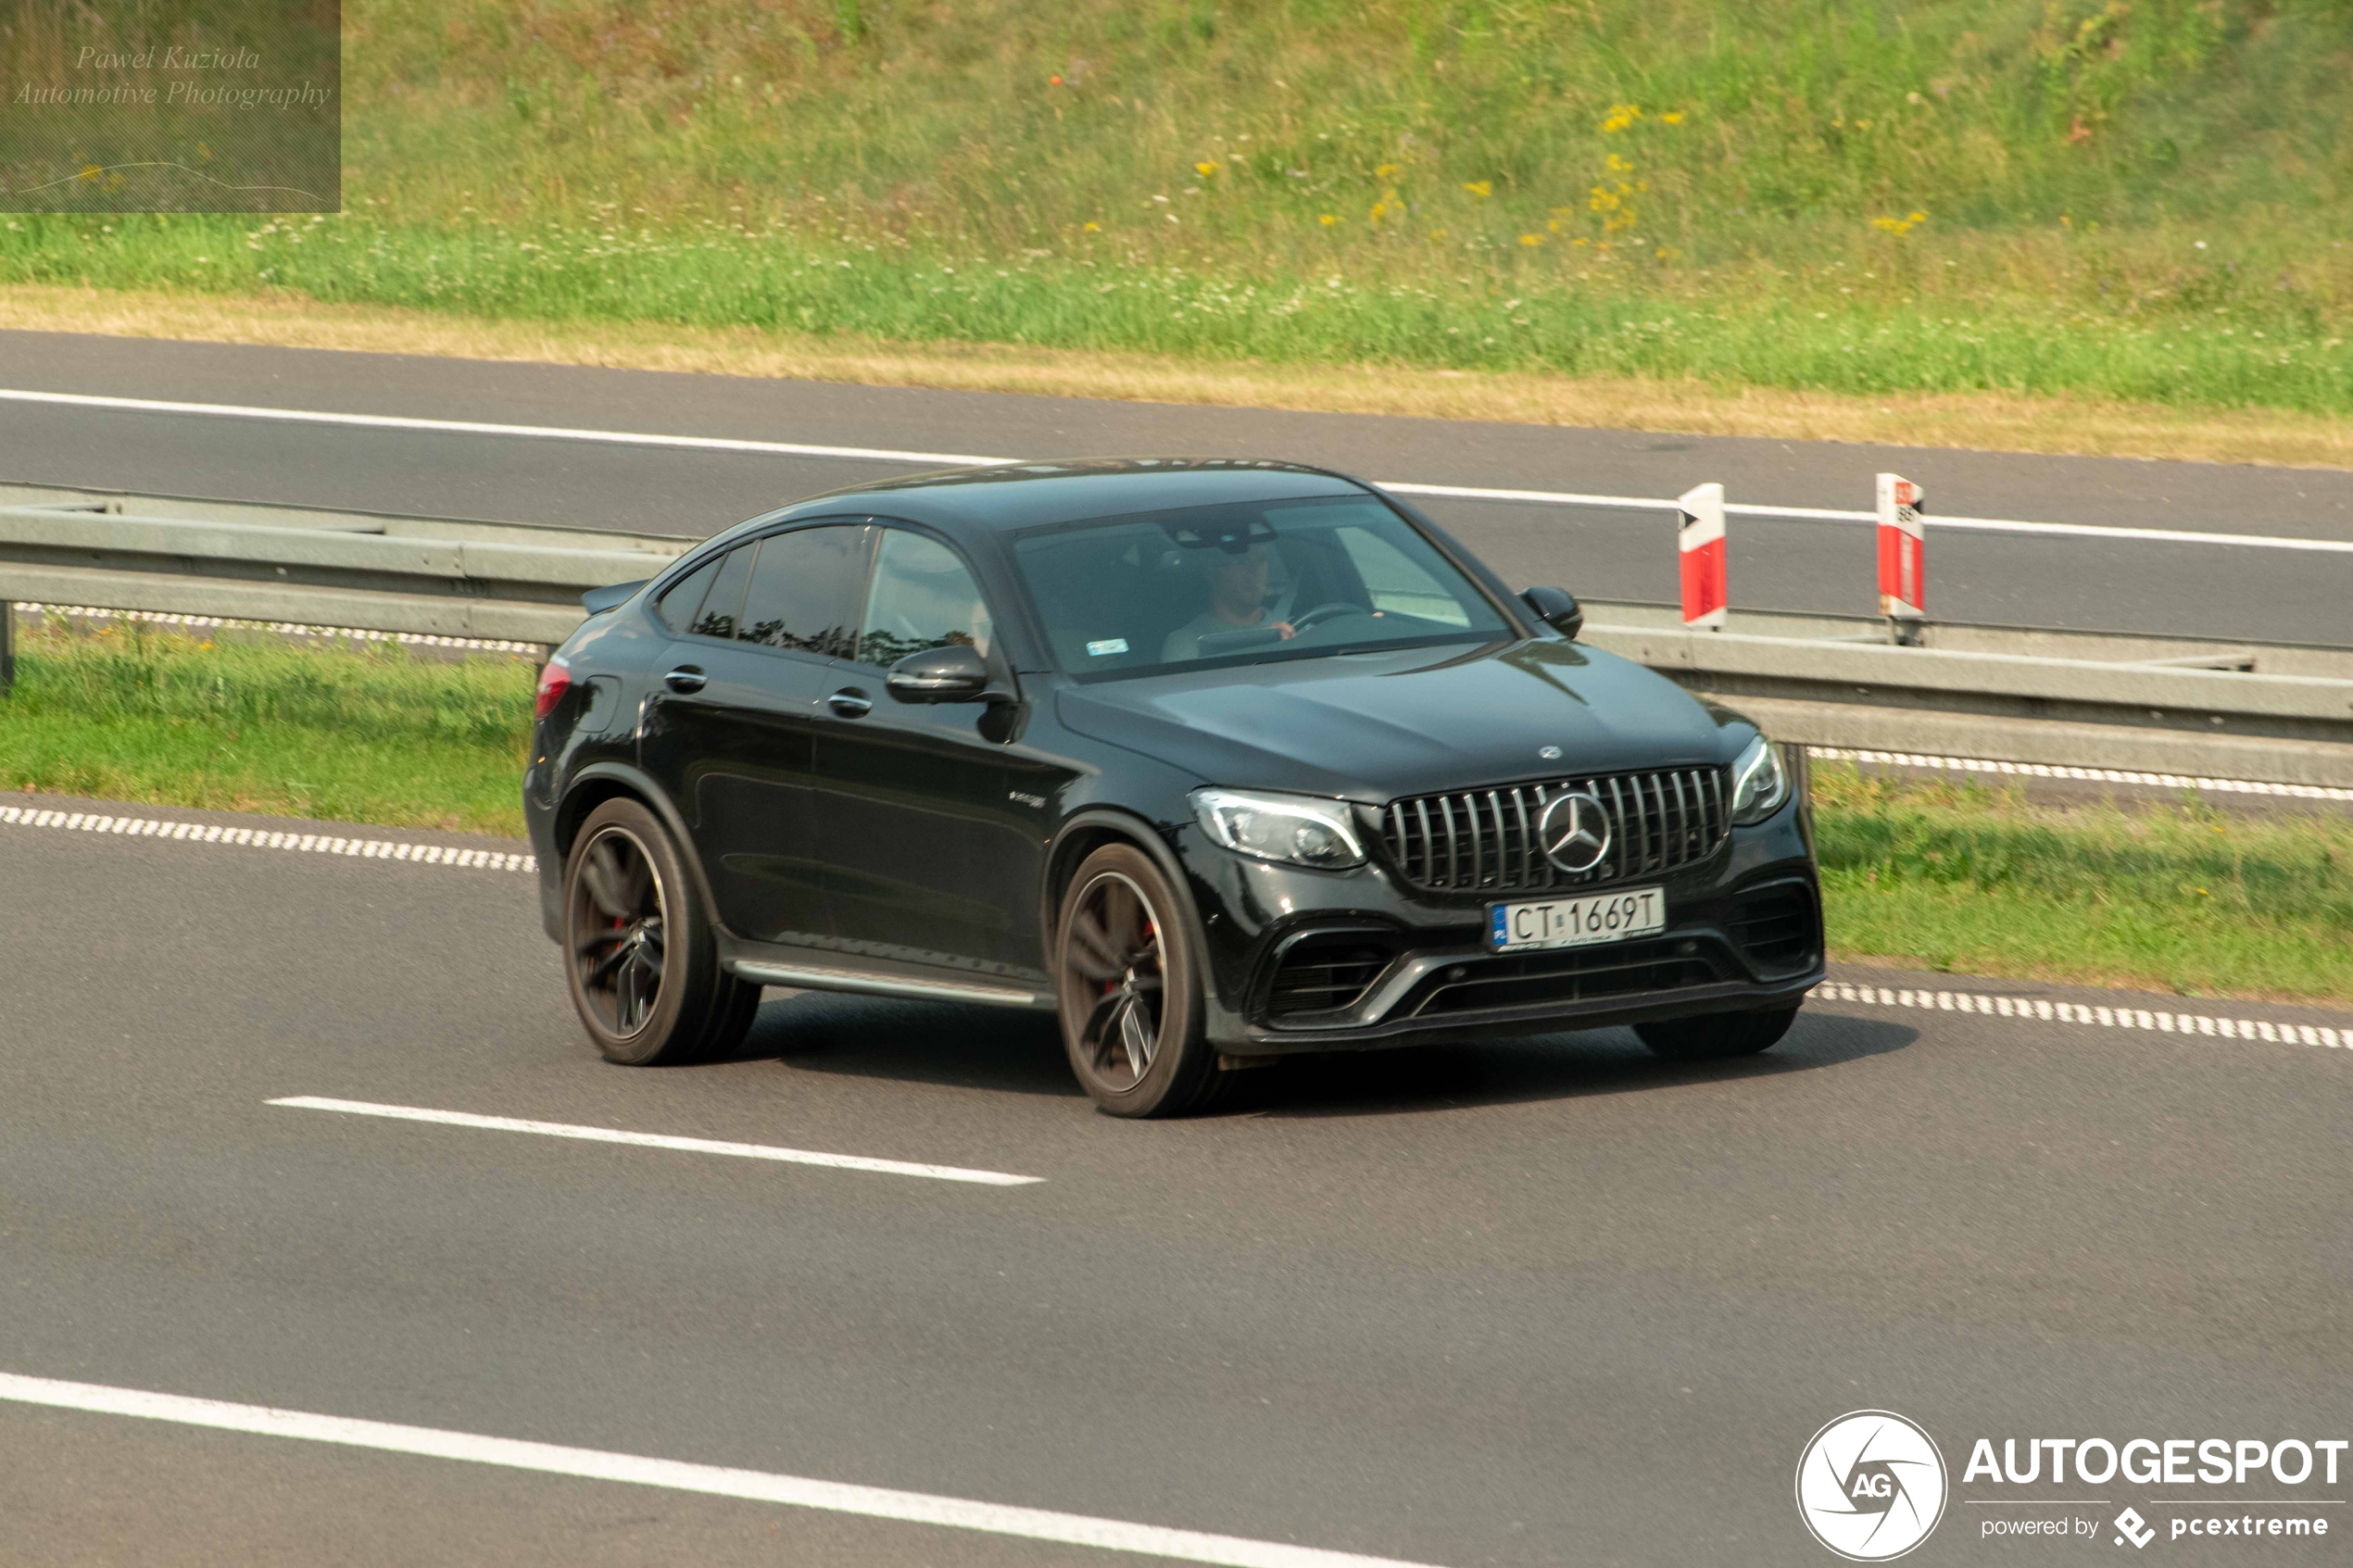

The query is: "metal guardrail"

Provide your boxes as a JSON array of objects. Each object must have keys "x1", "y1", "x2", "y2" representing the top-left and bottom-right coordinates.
[
  {"x1": 1576, "y1": 601, "x2": 2353, "y2": 787},
  {"x1": 3, "y1": 486, "x2": 2349, "y2": 788},
  {"x1": 0, "y1": 484, "x2": 689, "y2": 648}
]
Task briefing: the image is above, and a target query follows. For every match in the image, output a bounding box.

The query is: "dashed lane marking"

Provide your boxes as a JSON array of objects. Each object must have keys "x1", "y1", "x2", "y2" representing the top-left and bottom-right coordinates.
[
  {"x1": 0, "y1": 1372, "x2": 1439, "y2": 1568},
  {"x1": 11, "y1": 601, "x2": 543, "y2": 655},
  {"x1": 268, "y1": 1097, "x2": 1043, "y2": 1186},
  {"x1": 1814, "y1": 981, "x2": 2346, "y2": 1051},
  {"x1": 0, "y1": 806, "x2": 535, "y2": 872},
  {"x1": 1811, "y1": 747, "x2": 2353, "y2": 804}
]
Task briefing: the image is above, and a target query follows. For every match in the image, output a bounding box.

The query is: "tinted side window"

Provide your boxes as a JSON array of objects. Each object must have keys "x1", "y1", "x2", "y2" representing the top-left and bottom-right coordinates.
[
  {"x1": 653, "y1": 554, "x2": 722, "y2": 633},
  {"x1": 737, "y1": 524, "x2": 867, "y2": 657},
  {"x1": 858, "y1": 530, "x2": 994, "y2": 668},
  {"x1": 688, "y1": 545, "x2": 755, "y2": 640}
]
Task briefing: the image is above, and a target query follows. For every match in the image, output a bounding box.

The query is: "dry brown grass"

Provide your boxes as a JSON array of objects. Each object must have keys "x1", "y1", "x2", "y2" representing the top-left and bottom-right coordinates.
[{"x1": 6, "y1": 282, "x2": 2351, "y2": 471}]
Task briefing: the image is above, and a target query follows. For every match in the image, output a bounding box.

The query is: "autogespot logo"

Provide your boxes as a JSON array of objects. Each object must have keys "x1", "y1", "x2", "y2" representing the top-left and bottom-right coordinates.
[{"x1": 1796, "y1": 1411, "x2": 1950, "y2": 1562}]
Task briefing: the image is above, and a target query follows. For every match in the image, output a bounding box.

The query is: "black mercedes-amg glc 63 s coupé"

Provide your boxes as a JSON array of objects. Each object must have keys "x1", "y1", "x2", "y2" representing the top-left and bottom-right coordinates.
[{"x1": 523, "y1": 459, "x2": 1822, "y2": 1116}]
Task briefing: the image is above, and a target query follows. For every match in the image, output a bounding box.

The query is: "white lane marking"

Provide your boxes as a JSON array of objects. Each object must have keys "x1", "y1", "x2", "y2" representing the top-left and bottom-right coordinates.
[
  {"x1": 6, "y1": 386, "x2": 2348, "y2": 556},
  {"x1": 1814, "y1": 982, "x2": 2346, "y2": 1050},
  {"x1": 0, "y1": 388, "x2": 1013, "y2": 470},
  {"x1": 12, "y1": 601, "x2": 543, "y2": 655},
  {"x1": 268, "y1": 1097, "x2": 1043, "y2": 1186},
  {"x1": 1809, "y1": 747, "x2": 2353, "y2": 804},
  {"x1": 1377, "y1": 482, "x2": 2353, "y2": 553},
  {"x1": 0, "y1": 1372, "x2": 1439, "y2": 1568},
  {"x1": 0, "y1": 806, "x2": 535, "y2": 871}
]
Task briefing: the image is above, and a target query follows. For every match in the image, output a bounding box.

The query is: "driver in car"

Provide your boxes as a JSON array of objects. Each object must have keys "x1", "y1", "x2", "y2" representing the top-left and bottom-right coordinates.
[{"x1": 1161, "y1": 544, "x2": 1297, "y2": 660}]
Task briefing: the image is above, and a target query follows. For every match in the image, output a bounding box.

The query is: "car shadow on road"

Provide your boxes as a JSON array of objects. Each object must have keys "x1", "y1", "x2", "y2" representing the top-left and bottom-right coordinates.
[
  {"x1": 1230, "y1": 1009, "x2": 1919, "y2": 1118},
  {"x1": 730, "y1": 989, "x2": 1083, "y2": 1098},
  {"x1": 725, "y1": 990, "x2": 1917, "y2": 1114}
]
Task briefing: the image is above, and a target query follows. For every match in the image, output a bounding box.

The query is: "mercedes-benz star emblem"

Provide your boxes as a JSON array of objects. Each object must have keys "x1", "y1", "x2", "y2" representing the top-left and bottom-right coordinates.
[{"x1": 1537, "y1": 790, "x2": 1612, "y2": 874}]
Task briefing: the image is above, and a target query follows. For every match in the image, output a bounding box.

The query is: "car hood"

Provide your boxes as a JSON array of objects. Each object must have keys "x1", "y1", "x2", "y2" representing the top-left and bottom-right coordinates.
[{"x1": 1053, "y1": 638, "x2": 1748, "y2": 802}]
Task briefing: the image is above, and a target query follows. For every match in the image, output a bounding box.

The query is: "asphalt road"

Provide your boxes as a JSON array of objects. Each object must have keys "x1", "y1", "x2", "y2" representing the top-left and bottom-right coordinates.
[
  {"x1": 4, "y1": 331, "x2": 2351, "y2": 644},
  {"x1": 2, "y1": 796, "x2": 2346, "y2": 1567}
]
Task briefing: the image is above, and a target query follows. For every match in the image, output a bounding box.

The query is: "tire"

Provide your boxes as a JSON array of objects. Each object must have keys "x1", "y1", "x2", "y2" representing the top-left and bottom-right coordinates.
[
  {"x1": 1052, "y1": 844, "x2": 1219, "y2": 1117},
  {"x1": 1635, "y1": 1005, "x2": 1798, "y2": 1061},
  {"x1": 695, "y1": 972, "x2": 764, "y2": 1060},
  {"x1": 561, "y1": 797, "x2": 736, "y2": 1065}
]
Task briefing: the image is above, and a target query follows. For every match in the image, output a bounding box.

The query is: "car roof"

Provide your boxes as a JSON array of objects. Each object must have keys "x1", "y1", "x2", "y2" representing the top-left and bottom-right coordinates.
[{"x1": 766, "y1": 458, "x2": 1370, "y2": 533}]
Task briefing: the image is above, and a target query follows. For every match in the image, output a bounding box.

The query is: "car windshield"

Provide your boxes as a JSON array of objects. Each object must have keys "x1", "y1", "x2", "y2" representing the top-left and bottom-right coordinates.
[{"x1": 1011, "y1": 495, "x2": 1514, "y2": 680}]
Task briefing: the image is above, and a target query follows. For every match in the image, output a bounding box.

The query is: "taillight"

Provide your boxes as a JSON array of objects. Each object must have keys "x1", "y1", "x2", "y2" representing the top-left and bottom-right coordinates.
[{"x1": 534, "y1": 655, "x2": 573, "y2": 721}]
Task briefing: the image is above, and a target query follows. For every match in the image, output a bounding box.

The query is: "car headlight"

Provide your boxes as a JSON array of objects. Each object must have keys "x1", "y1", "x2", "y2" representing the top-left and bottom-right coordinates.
[
  {"x1": 1190, "y1": 788, "x2": 1365, "y2": 870},
  {"x1": 1730, "y1": 734, "x2": 1789, "y2": 824}
]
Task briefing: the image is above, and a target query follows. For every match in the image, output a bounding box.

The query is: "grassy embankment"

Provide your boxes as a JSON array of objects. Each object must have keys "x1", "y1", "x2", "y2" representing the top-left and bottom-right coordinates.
[
  {"x1": 4, "y1": 0, "x2": 2352, "y2": 455},
  {"x1": 5, "y1": 621, "x2": 2347, "y2": 1004},
  {"x1": 0, "y1": 619, "x2": 533, "y2": 834}
]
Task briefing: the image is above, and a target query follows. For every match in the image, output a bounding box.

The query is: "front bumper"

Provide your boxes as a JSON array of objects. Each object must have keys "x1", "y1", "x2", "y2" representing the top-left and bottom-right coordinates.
[{"x1": 1180, "y1": 798, "x2": 1823, "y2": 1054}]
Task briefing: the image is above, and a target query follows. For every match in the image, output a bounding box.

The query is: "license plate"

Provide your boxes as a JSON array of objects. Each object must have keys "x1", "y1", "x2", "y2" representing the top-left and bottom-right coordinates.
[{"x1": 1490, "y1": 886, "x2": 1665, "y2": 952}]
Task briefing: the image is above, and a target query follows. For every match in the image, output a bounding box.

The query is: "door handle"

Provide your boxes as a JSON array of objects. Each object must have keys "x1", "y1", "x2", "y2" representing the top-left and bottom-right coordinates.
[
  {"x1": 827, "y1": 687, "x2": 874, "y2": 718},
  {"x1": 663, "y1": 665, "x2": 707, "y2": 694}
]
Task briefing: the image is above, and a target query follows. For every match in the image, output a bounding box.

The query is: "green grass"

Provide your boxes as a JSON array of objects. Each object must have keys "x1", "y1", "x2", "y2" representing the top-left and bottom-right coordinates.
[
  {"x1": 0, "y1": 620, "x2": 535, "y2": 835},
  {"x1": 1814, "y1": 764, "x2": 2353, "y2": 1002},
  {"x1": 5, "y1": 625, "x2": 2347, "y2": 1001},
  {"x1": 5, "y1": 0, "x2": 2352, "y2": 414}
]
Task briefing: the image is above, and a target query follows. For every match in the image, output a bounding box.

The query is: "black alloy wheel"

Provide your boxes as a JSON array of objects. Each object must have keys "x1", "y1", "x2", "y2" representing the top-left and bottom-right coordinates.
[
  {"x1": 1053, "y1": 844, "x2": 1218, "y2": 1116},
  {"x1": 562, "y1": 797, "x2": 760, "y2": 1065},
  {"x1": 573, "y1": 826, "x2": 667, "y2": 1035},
  {"x1": 1634, "y1": 1005, "x2": 1798, "y2": 1060}
]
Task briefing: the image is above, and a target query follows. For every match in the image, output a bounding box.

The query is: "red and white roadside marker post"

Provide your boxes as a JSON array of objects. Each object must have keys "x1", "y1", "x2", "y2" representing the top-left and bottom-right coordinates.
[
  {"x1": 1676, "y1": 482, "x2": 1728, "y2": 631},
  {"x1": 1877, "y1": 471, "x2": 1926, "y2": 645}
]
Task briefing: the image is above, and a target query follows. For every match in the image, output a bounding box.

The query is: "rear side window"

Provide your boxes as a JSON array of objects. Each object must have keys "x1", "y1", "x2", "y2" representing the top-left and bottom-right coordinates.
[
  {"x1": 736, "y1": 524, "x2": 868, "y2": 657},
  {"x1": 687, "y1": 545, "x2": 755, "y2": 640},
  {"x1": 857, "y1": 529, "x2": 994, "y2": 668},
  {"x1": 653, "y1": 553, "x2": 723, "y2": 633}
]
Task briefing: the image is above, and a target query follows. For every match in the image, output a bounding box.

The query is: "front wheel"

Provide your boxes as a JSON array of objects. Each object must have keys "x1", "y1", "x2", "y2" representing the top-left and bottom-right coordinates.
[
  {"x1": 1053, "y1": 845, "x2": 1219, "y2": 1117},
  {"x1": 562, "y1": 798, "x2": 757, "y2": 1065},
  {"x1": 1635, "y1": 1006, "x2": 1797, "y2": 1061}
]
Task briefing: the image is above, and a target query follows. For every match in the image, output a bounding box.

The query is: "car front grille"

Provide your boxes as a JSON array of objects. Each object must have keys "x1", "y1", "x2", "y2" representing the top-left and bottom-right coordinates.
[{"x1": 1379, "y1": 767, "x2": 1729, "y2": 894}]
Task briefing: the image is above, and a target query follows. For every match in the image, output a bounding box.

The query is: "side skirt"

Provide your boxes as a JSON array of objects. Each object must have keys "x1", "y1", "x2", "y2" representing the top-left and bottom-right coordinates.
[{"x1": 725, "y1": 949, "x2": 1052, "y2": 1011}]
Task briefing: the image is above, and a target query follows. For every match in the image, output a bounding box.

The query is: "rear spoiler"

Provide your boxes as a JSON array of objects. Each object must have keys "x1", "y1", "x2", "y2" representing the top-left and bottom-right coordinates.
[{"x1": 580, "y1": 580, "x2": 648, "y2": 615}]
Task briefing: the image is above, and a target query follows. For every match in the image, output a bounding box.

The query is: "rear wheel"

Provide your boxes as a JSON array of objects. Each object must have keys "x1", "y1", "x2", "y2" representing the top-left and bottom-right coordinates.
[
  {"x1": 1635, "y1": 1005, "x2": 1797, "y2": 1061},
  {"x1": 1053, "y1": 845, "x2": 1218, "y2": 1117},
  {"x1": 562, "y1": 798, "x2": 753, "y2": 1064}
]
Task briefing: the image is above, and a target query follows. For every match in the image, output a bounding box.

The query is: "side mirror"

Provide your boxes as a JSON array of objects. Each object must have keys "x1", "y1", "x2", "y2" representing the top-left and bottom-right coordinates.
[
  {"x1": 1520, "y1": 586, "x2": 1583, "y2": 641},
  {"x1": 887, "y1": 643, "x2": 994, "y2": 703}
]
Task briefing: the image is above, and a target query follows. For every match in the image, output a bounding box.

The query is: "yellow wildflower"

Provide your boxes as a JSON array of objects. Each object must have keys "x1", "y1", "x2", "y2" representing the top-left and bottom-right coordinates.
[
  {"x1": 1194, "y1": 162, "x2": 1218, "y2": 178},
  {"x1": 1319, "y1": 213, "x2": 1340, "y2": 226},
  {"x1": 1083, "y1": 220, "x2": 1101, "y2": 232},
  {"x1": 1462, "y1": 181, "x2": 1492, "y2": 198},
  {"x1": 1600, "y1": 104, "x2": 1642, "y2": 133},
  {"x1": 1374, "y1": 162, "x2": 1402, "y2": 180},
  {"x1": 1661, "y1": 111, "x2": 1686, "y2": 125},
  {"x1": 1518, "y1": 232, "x2": 1545, "y2": 246}
]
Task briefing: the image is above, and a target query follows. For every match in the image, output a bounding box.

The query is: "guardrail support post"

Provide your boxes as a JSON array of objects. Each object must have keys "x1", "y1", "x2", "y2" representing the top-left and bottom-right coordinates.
[{"x1": 0, "y1": 598, "x2": 14, "y2": 694}]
